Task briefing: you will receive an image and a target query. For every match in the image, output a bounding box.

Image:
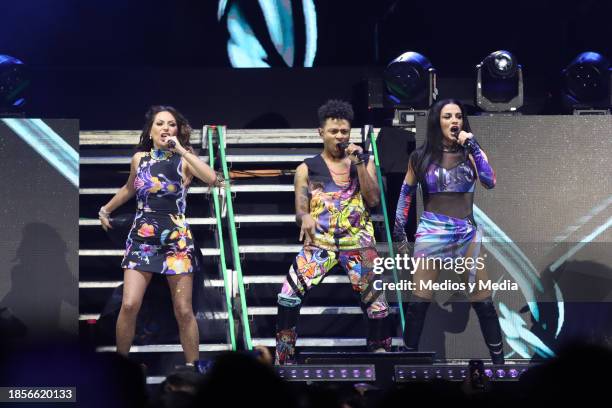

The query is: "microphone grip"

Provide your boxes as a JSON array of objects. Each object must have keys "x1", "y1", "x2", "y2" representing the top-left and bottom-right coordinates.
[
  {"x1": 167, "y1": 140, "x2": 176, "y2": 149},
  {"x1": 338, "y1": 141, "x2": 360, "y2": 156}
]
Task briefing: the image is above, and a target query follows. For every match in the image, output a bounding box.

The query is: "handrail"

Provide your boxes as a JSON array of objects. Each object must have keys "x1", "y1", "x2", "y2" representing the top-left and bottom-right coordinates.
[
  {"x1": 216, "y1": 126, "x2": 253, "y2": 350},
  {"x1": 206, "y1": 126, "x2": 237, "y2": 350},
  {"x1": 368, "y1": 125, "x2": 406, "y2": 332}
]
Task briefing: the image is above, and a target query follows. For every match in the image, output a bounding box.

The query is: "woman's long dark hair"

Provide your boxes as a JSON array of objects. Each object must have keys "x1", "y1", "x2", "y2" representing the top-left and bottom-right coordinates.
[
  {"x1": 411, "y1": 98, "x2": 472, "y2": 183},
  {"x1": 136, "y1": 105, "x2": 193, "y2": 152}
]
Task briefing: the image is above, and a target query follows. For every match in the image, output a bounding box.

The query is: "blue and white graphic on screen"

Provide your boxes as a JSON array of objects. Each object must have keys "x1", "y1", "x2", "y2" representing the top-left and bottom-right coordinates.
[
  {"x1": 476, "y1": 196, "x2": 611, "y2": 359},
  {"x1": 218, "y1": 0, "x2": 317, "y2": 68}
]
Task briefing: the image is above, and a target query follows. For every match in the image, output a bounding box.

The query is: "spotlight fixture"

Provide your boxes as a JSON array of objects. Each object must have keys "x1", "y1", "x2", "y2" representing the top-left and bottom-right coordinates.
[
  {"x1": 561, "y1": 51, "x2": 611, "y2": 114},
  {"x1": 0, "y1": 54, "x2": 28, "y2": 115},
  {"x1": 384, "y1": 51, "x2": 438, "y2": 109},
  {"x1": 475, "y1": 50, "x2": 523, "y2": 113}
]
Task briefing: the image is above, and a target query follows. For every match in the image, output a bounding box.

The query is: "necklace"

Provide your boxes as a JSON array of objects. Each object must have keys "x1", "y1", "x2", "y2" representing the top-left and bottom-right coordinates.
[
  {"x1": 441, "y1": 145, "x2": 460, "y2": 153},
  {"x1": 323, "y1": 156, "x2": 350, "y2": 175},
  {"x1": 328, "y1": 165, "x2": 349, "y2": 176},
  {"x1": 151, "y1": 148, "x2": 174, "y2": 161}
]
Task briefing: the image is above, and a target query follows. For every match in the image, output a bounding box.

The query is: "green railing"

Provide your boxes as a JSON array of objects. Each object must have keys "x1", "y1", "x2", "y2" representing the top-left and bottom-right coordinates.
[
  {"x1": 206, "y1": 126, "x2": 237, "y2": 350},
  {"x1": 368, "y1": 126, "x2": 406, "y2": 332},
  {"x1": 216, "y1": 126, "x2": 253, "y2": 350}
]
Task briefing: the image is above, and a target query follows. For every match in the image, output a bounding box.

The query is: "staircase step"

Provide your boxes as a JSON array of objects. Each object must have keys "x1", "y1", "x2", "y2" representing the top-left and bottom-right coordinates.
[
  {"x1": 79, "y1": 128, "x2": 374, "y2": 146},
  {"x1": 79, "y1": 248, "x2": 221, "y2": 256},
  {"x1": 238, "y1": 243, "x2": 389, "y2": 254},
  {"x1": 80, "y1": 214, "x2": 385, "y2": 227},
  {"x1": 79, "y1": 275, "x2": 351, "y2": 289},
  {"x1": 79, "y1": 217, "x2": 217, "y2": 226},
  {"x1": 95, "y1": 344, "x2": 231, "y2": 353},
  {"x1": 79, "y1": 185, "x2": 295, "y2": 194},
  {"x1": 79, "y1": 130, "x2": 202, "y2": 145},
  {"x1": 252, "y1": 337, "x2": 404, "y2": 347},
  {"x1": 80, "y1": 305, "x2": 397, "y2": 321}
]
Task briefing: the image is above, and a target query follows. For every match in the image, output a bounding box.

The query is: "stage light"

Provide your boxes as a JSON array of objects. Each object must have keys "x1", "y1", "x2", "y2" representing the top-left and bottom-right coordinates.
[
  {"x1": 0, "y1": 54, "x2": 28, "y2": 115},
  {"x1": 475, "y1": 50, "x2": 523, "y2": 113},
  {"x1": 562, "y1": 51, "x2": 611, "y2": 114},
  {"x1": 276, "y1": 365, "x2": 375, "y2": 382},
  {"x1": 395, "y1": 364, "x2": 530, "y2": 382},
  {"x1": 384, "y1": 51, "x2": 438, "y2": 110}
]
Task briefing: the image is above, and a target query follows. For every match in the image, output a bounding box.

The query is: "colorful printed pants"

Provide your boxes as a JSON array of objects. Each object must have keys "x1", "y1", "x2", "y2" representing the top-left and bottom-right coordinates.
[{"x1": 275, "y1": 246, "x2": 391, "y2": 364}]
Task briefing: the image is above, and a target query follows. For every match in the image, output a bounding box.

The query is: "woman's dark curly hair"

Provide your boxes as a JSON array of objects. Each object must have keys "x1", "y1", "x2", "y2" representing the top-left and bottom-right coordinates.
[
  {"x1": 317, "y1": 99, "x2": 354, "y2": 127},
  {"x1": 136, "y1": 105, "x2": 193, "y2": 152}
]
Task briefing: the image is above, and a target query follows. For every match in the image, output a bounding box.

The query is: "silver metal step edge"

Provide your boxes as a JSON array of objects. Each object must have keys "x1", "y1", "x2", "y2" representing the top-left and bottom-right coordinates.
[
  {"x1": 79, "y1": 275, "x2": 350, "y2": 288},
  {"x1": 80, "y1": 154, "x2": 316, "y2": 164},
  {"x1": 95, "y1": 344, "x2": 231, "y2": 353},
  {"x1": 79, "y1": 185, "x2": 295, "y2": 194},
  {"x1": 252, "y1": 337, "x2": 405, "y2": 347},
  {"x1": 79, "y1": 129, "x2": 375, "y2": 145},
  {"x1": 79, "y1": 214, "x2": 383, "y2": 226},
  {"x1": 81, "y1": 305, "x2": 396, "y2": 321}
]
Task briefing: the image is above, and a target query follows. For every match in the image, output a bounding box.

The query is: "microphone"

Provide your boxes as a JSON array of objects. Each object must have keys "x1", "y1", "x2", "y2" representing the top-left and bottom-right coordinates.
[
  {"x1": 450, "y1": 126, "x2": 460, "y2": 139},
  {"x1": 167, "y1": 140, "x2": 176, "y2": 149},
  {"x1": 450, "y1": 126, "x2": 477, "y2": 151},
  {"x1": 338, "y1": 141, "x2": 359, "y2": 156},
  {"x1": 338, "y1": 141, "x2": 368, "y2": 164}
]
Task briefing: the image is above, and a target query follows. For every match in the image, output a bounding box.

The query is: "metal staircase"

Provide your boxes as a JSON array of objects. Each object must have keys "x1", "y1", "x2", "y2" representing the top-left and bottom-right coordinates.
[
  {"x1": 214, "y1": 127, "x2": 404, "y2": 351},
  {"x1": 78, "y1": 127, "x2": 404, "y2": 379}
]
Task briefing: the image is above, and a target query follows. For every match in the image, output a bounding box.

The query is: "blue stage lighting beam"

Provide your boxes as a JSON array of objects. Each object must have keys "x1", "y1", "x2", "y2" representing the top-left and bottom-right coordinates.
[{"x1": 1, "y1": 118, "x2": 79, "y2": 187}]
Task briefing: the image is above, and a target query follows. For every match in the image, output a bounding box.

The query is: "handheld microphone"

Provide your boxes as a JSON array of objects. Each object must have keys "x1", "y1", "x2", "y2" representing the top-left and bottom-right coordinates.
[
  {"x1": 338, "y1": 141, "x2": 359, "y2": 156},
  {"x1": 450, "y1": 126, "x2": 460, "y2": 139},
  {"x1": 167, "y1": 140, "x2": 176, "y2": 149}
]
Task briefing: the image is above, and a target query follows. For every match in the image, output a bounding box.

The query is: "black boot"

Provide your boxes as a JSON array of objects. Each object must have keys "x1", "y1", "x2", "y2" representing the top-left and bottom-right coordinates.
[
  {"x1": 366, "y1": 315, "x2": 392, "y2": 352},
  {"x1": 401, "y1": 296, "x2": 431, "y2": 351},
  {"x1": 472, "y1": 298, "x2": 505, "y2": 364},
  {"x1": 275, "y1": 304, "x2": 300, "y2": 365}
]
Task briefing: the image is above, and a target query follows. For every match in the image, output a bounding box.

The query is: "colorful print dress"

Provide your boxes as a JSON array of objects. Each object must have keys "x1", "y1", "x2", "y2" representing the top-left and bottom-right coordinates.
[{"x1": 121, "y1": 148, "x2": 194, "y2": 274}]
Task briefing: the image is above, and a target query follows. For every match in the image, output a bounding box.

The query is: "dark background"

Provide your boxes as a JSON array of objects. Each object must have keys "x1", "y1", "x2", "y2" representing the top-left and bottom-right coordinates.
[
  {"x1": 3, "y1": 0, "x2": 609, "y2": 72},
  {"x1": 1, "y1": 0, "x2": 610, "y2": 128}
]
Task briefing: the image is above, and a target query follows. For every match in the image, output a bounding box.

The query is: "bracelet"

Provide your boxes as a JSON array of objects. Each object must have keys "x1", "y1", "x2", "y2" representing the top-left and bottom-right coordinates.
[{"x1": 98, "y1": 207, "x2": 110, "y2": 219}]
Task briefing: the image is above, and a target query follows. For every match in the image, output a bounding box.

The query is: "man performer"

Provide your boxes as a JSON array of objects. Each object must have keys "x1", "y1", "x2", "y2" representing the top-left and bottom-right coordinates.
[{"x1": 275, "y1": 99, "x2": 392, "y2": 365}]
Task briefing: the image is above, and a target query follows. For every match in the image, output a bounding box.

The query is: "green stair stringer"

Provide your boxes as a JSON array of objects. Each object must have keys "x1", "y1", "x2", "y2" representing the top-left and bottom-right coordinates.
[
  {"x1": 216, "y1": 126, "x2": 253, "y2": 350},
  {"x1": 368, "y1": 125, "x2": 406, "y2": 332},
  {"x1": 205, "y1": 126, "x2": 237, "y2": 351}
]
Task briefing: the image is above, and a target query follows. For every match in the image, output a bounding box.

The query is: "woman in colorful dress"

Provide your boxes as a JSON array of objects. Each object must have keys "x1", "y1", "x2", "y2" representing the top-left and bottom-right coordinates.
[
  {"x1": 393, "y1": 99, "x2": 504, "y2": 364},
  {"x1": 98, "y1": 106, "x2": 219, "y2": 365}
]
